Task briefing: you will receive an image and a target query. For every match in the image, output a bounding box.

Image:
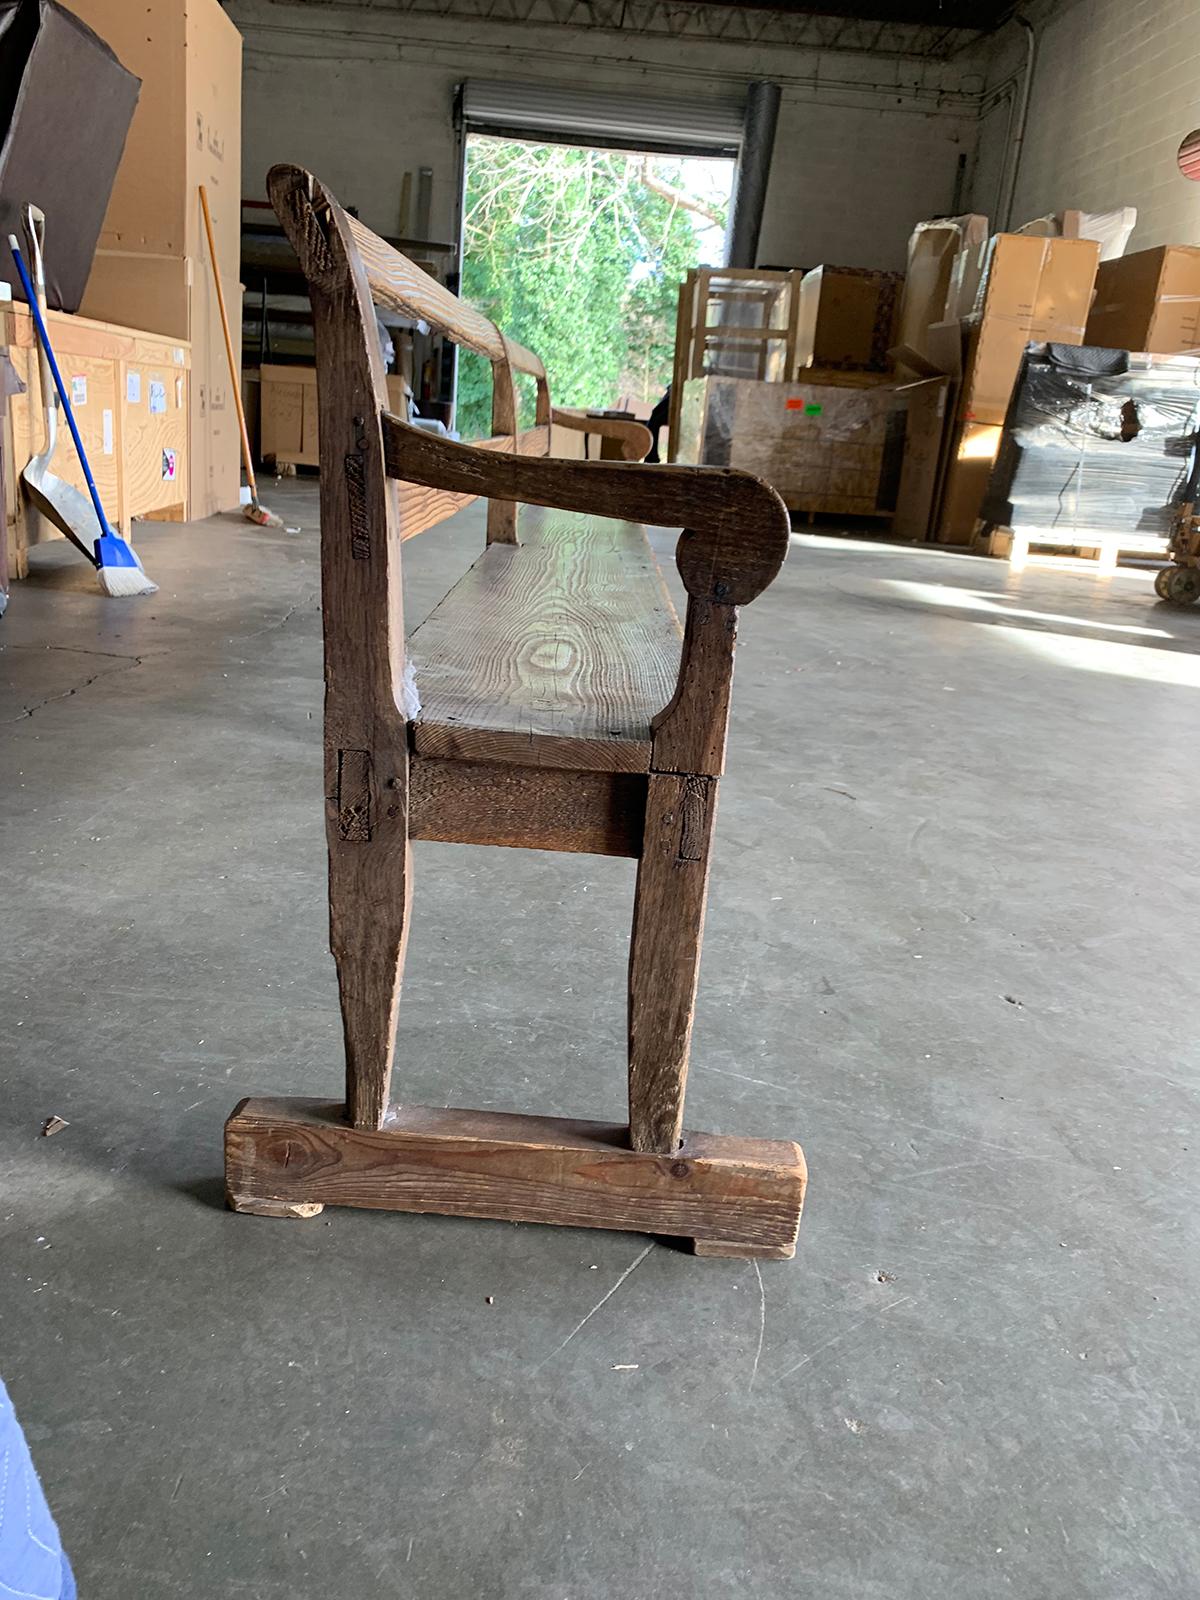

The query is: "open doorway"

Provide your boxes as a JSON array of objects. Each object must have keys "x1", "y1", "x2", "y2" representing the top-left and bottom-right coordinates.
[{"x1": 457, "y1": 133, "x2": 735, "y2": 439}]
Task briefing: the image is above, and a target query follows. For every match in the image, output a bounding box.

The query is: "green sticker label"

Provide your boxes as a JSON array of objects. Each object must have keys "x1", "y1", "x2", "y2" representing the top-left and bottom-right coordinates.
[{"x1": 805, "y1": 403, "x2": 822, "y2": 416}]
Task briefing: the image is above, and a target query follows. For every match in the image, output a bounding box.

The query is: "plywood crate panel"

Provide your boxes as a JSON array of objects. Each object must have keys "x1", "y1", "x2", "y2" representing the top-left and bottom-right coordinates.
[
  {"x1": 2, "y1": 302, "x2": 190, "y2": 574},
  {"x1": 677, "y1": 373, "x2": 911, "y2": 517}
]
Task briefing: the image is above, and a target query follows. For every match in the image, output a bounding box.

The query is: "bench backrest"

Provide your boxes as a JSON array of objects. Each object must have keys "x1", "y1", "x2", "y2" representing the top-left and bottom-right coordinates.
[{"x1": 273, "y1": 166, "x2": 563, "y2": 545}]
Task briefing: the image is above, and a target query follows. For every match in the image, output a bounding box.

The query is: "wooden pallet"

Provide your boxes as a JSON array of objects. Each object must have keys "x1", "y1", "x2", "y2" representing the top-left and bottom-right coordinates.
[{"x1": 978, "y1": 525, "x2": 1170, "y2": 572}]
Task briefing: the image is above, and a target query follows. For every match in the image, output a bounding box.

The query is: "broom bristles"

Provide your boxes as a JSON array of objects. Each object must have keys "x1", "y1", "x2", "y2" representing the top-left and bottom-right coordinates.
[
  {"x1": 97, "y1": 560, "x2": 158, "y2": 597},
  {"x1": 244, "y1": 500, "x2": 284, "y2": 528}
]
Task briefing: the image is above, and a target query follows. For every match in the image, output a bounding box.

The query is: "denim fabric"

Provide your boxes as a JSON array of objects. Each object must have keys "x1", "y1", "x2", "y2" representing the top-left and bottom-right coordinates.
[{"x1": 0, "y1": 1378, "x2": 71, "y2": 1599}]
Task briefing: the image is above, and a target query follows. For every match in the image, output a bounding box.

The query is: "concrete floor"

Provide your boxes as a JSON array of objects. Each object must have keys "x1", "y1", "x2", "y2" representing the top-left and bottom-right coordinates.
[{"x1": 3, "y1": 483, "x2": 1199, "y2": 1598}]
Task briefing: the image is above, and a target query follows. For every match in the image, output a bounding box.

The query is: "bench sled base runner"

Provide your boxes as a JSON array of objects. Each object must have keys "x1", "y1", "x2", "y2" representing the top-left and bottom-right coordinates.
[{"x1": 226, "y1": 1098, "x2": 806, "y2": 1258}]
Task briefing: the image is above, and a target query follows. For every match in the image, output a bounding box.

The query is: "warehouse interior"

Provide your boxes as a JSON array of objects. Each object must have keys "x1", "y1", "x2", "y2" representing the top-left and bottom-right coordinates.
[{"x1": 2, "y1": 0, "x2": 1200, "y2": 1595}]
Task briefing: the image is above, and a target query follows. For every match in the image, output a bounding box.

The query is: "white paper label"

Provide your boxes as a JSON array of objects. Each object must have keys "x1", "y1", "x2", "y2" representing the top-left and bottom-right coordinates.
[
  {"x1": 126, "y1": 371, "x2": 141, "y2": 405},
  {"x1": 172, "y1": 347, "x2": 185, "y2": 366},
  {"x1": 175, "y1": 377, "x2": 184, "y2": 409},
  {"x1": 71, "y1": 375, "x2": 87, "y2": 406},
  {"x1": 102, "y1": 409, "x2": 114, "y2": 455},
  {"x1": 149, "y1": 380, "x2": 167, "y2": 416}
]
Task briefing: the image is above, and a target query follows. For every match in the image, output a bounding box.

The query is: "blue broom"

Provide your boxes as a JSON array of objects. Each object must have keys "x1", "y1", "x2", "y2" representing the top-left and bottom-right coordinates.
[{"x1": 9, "y1": 235, "x2": 157, "y2": 596}]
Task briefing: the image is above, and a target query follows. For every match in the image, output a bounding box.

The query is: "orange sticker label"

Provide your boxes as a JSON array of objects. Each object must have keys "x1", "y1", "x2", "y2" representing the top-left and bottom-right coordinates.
[{"x1": 785, "y1": 398, "x2": 806, "y2": 410}]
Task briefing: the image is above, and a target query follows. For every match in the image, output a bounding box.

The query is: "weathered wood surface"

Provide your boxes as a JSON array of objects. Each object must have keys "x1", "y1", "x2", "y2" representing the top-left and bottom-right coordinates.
[
  {"x1": 394, "y1": 426, "x2": 550, "y2": 542},
  {"x1": 409, "y1": 508, "x2": 681, "y2": 772},
  {"x1": 551, "y1": 407, "x2": 653, "y2": 462},
  {"x1": 269, "y1": 162, "x2": 412, "y2": 1135},
  {"x1": 650, "y1": 597, "x2": 738, "y2": 777},
  {"x1": 384, "y1": 416, "x2": 790, "y2": 607},
  {"x1": 249, "y1": 165, "x2": 805, "y2": 1258},
  {"x1": 226, "y1": 1097, "x2": 806, "y2": 1258},
  {"x1": 410, "y1": 756, "x2": 645, "y2": 855},
  {"x1": 628, "y1": 773, "x2": 718, "y2": 1152}
]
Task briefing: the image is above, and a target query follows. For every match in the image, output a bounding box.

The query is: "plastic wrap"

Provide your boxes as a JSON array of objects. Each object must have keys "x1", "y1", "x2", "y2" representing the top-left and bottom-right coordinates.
[
  {"x1": 1014, "y1": 207, "x2": 1137, "y2": 261},
  {"x1": 982, "y1": 344, "x2": 1200, "y2": 538},
  {"x1": 678, "y1": 372, "x2": 910, "y2": 514}
]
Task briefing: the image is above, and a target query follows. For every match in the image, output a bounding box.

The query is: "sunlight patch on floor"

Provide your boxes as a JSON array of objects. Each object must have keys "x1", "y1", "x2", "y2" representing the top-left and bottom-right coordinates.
[
  {"x1": 994, "y1": 626, "x2": 1200, "y2": 688},
  {"x1": 883, "y1": 579, "x2": 1174, "y2": 639}
]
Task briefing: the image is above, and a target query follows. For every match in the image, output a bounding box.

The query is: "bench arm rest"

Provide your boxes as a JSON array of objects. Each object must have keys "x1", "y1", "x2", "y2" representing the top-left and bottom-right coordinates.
[
  {"x1": 383, "y1": 415, "x2": 789, "y2": 607},
  {"x1": 550, "y1": 407, "x2": 653, "y2": 462}
]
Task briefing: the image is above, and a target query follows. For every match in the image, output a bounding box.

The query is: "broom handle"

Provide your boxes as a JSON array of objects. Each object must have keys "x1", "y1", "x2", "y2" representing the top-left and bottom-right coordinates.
[
  {"x1": 8, "y1": 241, "x2": 109, "y2": 541},
  {"x1": 199, "y1": 185, "x2": 259, "y2": 505}
]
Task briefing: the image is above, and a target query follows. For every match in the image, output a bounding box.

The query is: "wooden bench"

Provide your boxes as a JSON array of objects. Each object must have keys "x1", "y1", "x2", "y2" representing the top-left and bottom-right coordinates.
[{"x1": 225, "y1": 164, "x2": 806, "y2": 1259}]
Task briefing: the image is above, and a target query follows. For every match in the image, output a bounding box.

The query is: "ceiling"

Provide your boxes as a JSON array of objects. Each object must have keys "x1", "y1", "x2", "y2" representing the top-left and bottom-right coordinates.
[
  {"x1": 268, "y1": 0, "x2": 1014, "y2": 56},
  {"x1": 677, "y1": 0, "x2": 1012, "y2": 26}
]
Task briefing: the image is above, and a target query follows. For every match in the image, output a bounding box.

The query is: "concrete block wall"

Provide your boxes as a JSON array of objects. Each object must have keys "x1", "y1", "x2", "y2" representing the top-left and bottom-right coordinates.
[
  {"x1": 980, "y1": 0, "x2": 1200, "y2": 251},
  {"x1": 227, "y1": 0, "x2": 981, "y2": 273},
  {"x1": 228, "y1": 0, "x2": 1200, "y2": 289}
]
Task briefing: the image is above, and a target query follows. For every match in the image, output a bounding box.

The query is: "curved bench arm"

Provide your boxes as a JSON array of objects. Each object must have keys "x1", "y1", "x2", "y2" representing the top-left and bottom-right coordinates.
[
  {"x1": 550, "y1": 407, "x2": 653, "y2": 462},
  {"x1": 383, "y1": 415, "x2": 788, "y2": 605},
  {"x1": 383, "y1": 415, "x2": 790, "y2": 774}
]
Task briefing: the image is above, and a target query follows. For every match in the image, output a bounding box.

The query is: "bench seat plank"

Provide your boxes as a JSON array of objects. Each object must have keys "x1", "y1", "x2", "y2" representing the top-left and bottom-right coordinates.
[{"x1": 409, "y1": 507, "x2": 682, "y2": 772}]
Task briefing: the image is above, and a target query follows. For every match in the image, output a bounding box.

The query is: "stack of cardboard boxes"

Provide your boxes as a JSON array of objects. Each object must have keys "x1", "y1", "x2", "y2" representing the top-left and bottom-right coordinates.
[
  {"x1": 927, "y1": 233, "x2": 1101, "y2": 542},
  {"x1": 903, "y1": 236, "x2": 1200, "y2": 547},
  {"x1": 673, "y1": 210, "x2": 1199, "y2": 553}
]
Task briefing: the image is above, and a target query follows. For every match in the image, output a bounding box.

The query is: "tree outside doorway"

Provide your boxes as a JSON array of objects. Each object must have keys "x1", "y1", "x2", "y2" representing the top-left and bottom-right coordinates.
[{"x1": 457, "y1": 134, "x2": 734, "y2": 438}]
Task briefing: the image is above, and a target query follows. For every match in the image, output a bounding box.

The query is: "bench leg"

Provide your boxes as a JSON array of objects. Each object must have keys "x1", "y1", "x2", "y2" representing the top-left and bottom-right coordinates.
[
  {"x1": 331, "y1": 836, "x2": 412, "y2": 1130},
  {"x1": 627, "y1": 772, "x2": 718, "y2": 1154}
]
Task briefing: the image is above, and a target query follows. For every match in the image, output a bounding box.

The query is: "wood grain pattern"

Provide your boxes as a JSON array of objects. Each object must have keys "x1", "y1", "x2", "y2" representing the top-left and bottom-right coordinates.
[
  {"x1": 383, "y1": 415, "x2": 791, "y2": 606},
  {"x1": 628, "y1": 773, "x2": 718, "y2": 1153},
  {"x1": 409, "y1": 756, "x2": 644, "y2": 855},
  {"x1": 650, "y1": 597, "x2": 738, "y2": 777},
  {"x1": 408, "y1": 508, "x2": 681, "y2": 771},
  {"x1": 270, "y1": 163, "x2": 411, "y2": 1133},
  {"x1": 394, "y1": 426, "x2": 550, "y2": 542},
  {"x1": 343, "y1": 210, "x2": 509, "y2": 366},
  {"x1": 551, "y1": 408, "x2": 653, "y2": 462},
  {"x1": 487, "y1": 334, "x2": 522, "y2": 544},
  {"x1": 226, "y1": 1097, "x2": 806, "y2": 1258}
]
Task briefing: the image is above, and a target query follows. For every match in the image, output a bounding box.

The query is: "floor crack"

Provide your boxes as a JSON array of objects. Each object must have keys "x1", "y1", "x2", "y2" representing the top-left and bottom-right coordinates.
[
  {"x1": 240, "y1": 591, "x2": 318, "y2": 642},
  {"x1": 3, "y1": 652, "x2": 144, "y2": 722}
]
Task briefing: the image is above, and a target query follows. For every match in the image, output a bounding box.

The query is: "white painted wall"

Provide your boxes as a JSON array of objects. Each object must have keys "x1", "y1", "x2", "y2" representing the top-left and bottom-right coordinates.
[
  {"x1": 979, "y1": 0, "x2": 1200, "y2": 250},
  {"x1": 227, "y1": 0, "x2": 982, "y2": 271}
]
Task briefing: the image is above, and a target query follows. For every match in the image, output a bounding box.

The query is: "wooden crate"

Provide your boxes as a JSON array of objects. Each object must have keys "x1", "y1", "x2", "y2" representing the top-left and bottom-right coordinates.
[
  {"x1": 675, "y1": 372, "x2": 914, "y2": 518},
  {"x1": 3, "y1": 302, "x2": 190, "y2": 577},
  {"x1": 668, "y1": 268, "x2": 802, "y2": 462},
  {"x1": 260, "y1": 364, "x2": 411, "y2": 468}
]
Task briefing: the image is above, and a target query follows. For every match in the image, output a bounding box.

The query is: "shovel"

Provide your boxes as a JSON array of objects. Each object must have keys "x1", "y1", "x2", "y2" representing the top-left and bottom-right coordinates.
[{"x1": 16, "y1": 205, "x2": 101, "y2": 567}]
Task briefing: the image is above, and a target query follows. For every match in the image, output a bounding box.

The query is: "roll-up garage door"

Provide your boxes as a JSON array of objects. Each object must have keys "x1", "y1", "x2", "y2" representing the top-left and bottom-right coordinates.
[{"x1": 460, "y1": 80, "x2": 745, "y2": 157}]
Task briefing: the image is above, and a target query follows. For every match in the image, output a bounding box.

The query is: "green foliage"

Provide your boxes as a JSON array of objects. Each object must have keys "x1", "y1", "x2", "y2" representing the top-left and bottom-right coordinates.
[{"x1": 457, "y1": 138, "x2": 725, "y2": 440}]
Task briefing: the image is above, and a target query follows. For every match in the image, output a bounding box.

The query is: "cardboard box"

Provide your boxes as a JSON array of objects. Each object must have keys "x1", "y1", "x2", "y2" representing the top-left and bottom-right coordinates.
[
  {"x1": 935, "y1": 422, "x2": 1003, "y2": 542},
  {"x1": 896, "y1": 215, "x2": 988, "y2": 368},
  {"x1": 959, "y1": 235, "x2": 1099, "y2": 425},
  {"x1": 262, "y1": 365, "x2": 410, "y2": 468},
  {"x1": 0, "y1": 0, "x2": 140, "y2": 311},
  {"x1": 794, "y1": 266, "x2": 903, "y2": 372},
  {"x1": 1085, "y1": 246, "x2": 1200, "y2": 355},
  {"x1": 73, "y1": 0, "x2": 242, "y2": 519},
  {"x1": 942, "y1": 218, "x2": 992, "y2": 323},
  {"x1": 892, "y1": 376, "x2": 952, "y2": 541}
]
